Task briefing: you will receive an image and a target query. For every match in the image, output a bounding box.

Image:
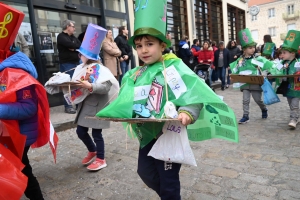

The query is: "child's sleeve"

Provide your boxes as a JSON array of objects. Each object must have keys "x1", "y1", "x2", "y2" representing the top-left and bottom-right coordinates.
[
  {"x1": 178, "y1": 104, "x2": 203, "y2": 124},
  {"x1": 0, "y1": 85, "x2": 37, "y2": 120},
  {"x1": 230, "y1": 60, "x2": 239, "y2": 74},
  {"x1": 90, "y1": 81, "x2": 112, "y2": 94}
]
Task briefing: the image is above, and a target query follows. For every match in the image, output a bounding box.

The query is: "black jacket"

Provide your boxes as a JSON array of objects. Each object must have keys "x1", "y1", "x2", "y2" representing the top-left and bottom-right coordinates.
[
  {"x1": 57, "y1": 32, "x2": 81, "y2": 64},
  {"x1": 114, "y1": 35, "x2": 132, "y2": 64},
  {"x1": 227, "y1": 46, "x2": 241, "y2": 64},
  {"x1": 213, "y1": 48, "x2": 230, "y2": 69}
]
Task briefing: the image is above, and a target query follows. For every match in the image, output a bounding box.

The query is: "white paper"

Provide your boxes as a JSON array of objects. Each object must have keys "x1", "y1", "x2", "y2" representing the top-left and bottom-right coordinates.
[
  {"x1": 164, "y1": 65, "x2": 187, "y2": 99},
  {"x1": 239, "y1": 70, "x2": 252, "y2": 75},
  {"x1": 251, "y1": 59, "x2": 264, "y2": 68},
  {"x1": 134, "y1": 85, "x2": 151, "y2": 101},
  {"x1": 276, "y1": 62, "x2": 284, "y2": 71}
]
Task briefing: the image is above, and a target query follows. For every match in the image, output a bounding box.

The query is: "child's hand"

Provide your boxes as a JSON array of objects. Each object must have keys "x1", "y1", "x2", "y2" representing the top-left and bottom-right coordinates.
[
  {"x1": 178, "y1": 112, "x2": 192, "y2": 126},
  {"x1": 76, "y1": 80, "x2": 92, "y2": 89}
]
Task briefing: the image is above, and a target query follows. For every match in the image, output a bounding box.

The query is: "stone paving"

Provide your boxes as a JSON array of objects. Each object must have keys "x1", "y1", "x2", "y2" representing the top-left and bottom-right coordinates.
[{"x1": 22, "y1": 86, "x2": 300, "y2": 200}]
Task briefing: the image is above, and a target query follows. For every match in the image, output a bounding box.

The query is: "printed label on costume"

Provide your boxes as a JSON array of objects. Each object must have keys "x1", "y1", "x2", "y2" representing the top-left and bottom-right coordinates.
[
  {"x1": 276, "y1": 62, "x2": 284, "y2": 71},
  {"x1": 239, "y1": 70, "x2": 252, "y2": 75},
  {"x1": 295, "y1": 62, "x2": 300, "y2": 71},
  {"x1": 22, "y1": 90, "x2": 32, "y2": 99},
  {"x1": 251, "y1": 59, "x2": 264, "y2": 68},
  {"x1": 164, "y1": 161, "x2": 172, "y2": 170},
  {"x1": 232, "y1": 67, "x2": 238, "y2": 73},
  {"x1": 164, "y1": 65, "x2": 187, "y2": 99},
  {"x1": 146, "y1": 82, "x2": 163, "y2": 113},
  {"x1": 134, "y1": 85, "x2": 151, "y2": 101},
  {"x1": 64, "y1": 93, "x2": 72, "y2": 105}
]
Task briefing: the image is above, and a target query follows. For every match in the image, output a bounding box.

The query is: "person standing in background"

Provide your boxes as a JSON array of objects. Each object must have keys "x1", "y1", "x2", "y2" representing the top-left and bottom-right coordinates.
[
  {"x1": 14, "y1": 32, "x2": 30, "y2": 57},
  {"x1": 114, "y1": 26, "x2": 132, "y2": 83},
  {"x1": 261, "y1": 34, "x2": 276, "y2": 59},
  {"x1": 213, "y1": 41, "x2": 230, "y2": 91},
  {"x1": 226, "y1": 40, "x2": 241, "y2": 88},
  {"x1": 178, "y1": 35, "x2": 192, "y2": 69},
  {"x1": 102, "y1": 30, "x2": 122, "y2": 80},
  {"x1": 57, "y1": 19, "x2": 81, "y2": 114},
  {"x1": 163, "y1": 32, "x2": 174, "y2": 54}
]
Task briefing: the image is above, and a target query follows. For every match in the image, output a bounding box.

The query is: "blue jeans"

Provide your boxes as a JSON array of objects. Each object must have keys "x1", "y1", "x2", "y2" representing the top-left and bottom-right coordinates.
[
  {"x1": 76, "y1": 125, "x2": 105, "y2": 159},
  {"x1": 137, "y1": 139, "x2": 181, "y2": 200},
  {"x1": 216, "y1": 67, "x2": 226, "y2": 88},
  {"x1": 60, "y1": 63, "x2": 78, "y2": 108},
  {"x1": 119, "y1": 61, "x2": 129, "y2": 84},
  {"x1": 227, "y1": 69, "x2": 231, "y2": 85}
]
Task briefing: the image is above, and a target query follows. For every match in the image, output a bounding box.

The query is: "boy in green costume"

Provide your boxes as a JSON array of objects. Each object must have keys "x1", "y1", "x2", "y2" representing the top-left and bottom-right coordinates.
[
  {"x1": 230, "y1": 28, "x2": 273, "y2": 124},
  {"x1": 97, "y1": 0, "x2": 238, "y2": 199},
  {"x1": 277, "y1": 30, "x2": 300, "y2": 128}
]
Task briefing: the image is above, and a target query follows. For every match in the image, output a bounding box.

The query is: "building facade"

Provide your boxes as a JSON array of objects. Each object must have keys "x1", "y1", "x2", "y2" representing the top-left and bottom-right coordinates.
[
  {"x1": 247, "y1": 0, "x2": 300, "y2": 47},
  {"x1": 3, "y1": 0, "x2": 247, "y2": 106}
]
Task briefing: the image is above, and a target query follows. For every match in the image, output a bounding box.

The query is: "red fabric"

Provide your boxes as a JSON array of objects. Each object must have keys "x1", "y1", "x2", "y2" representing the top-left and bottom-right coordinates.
[
  {"x1": 0, "y1": 145, "x2": 27, "y2": 200},
  {"x1": 0, "y1": 68, "x2": 58, "y2": 162},
  {"x1": 198, "y1": 49, "x2": 214, "y2": 64},
  {"x1": 191, "y1": 48, "x2": 199, "y2": 57}
]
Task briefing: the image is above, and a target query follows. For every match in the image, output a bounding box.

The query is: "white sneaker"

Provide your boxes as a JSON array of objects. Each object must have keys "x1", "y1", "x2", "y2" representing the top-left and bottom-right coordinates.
[{"x1": 288, "y1": 119, "x2": 298, "y2": 129}]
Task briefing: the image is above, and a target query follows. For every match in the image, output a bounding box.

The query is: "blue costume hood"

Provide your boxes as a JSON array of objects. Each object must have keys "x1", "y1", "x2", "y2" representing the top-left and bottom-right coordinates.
[{"x1": 0, "y1": 52, "x2": 38, "y2": 79}]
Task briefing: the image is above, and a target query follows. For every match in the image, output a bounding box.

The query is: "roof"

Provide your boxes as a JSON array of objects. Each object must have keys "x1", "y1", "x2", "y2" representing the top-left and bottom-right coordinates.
[{"x1": 248, "y1": 0, "x2": 277, "y2": 7}]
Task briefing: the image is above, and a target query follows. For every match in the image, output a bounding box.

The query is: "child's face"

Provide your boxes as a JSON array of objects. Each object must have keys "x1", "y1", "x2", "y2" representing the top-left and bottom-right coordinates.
[
  {"x1": 135, "y1": 36, "x2": 166, "y2": 65},
  {"x1": 243, "y1": 46, "x2": 255, "y2": 56},
  {"x1": 79, "y1": 53, "x2": 88, "y2": 64},
  {"x1": 281, "y1": 50, "x2": 295, "y2": 61}
]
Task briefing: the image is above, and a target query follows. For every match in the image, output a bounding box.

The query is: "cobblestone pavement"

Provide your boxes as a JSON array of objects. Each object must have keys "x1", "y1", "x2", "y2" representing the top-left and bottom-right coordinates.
[{"x1": 22, "y1": 86, "x2": 300, "y2": 200}]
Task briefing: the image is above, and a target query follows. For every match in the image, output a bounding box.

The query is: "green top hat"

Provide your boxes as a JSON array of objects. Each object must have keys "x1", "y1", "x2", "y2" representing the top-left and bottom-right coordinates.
[
  {"x1": 262, "y1": 42, "x2": 275, "y2": 56},
  {"x1": 238, "y1": 28, "x2": 257, "y2": 49},
  {"x1": 281, "y1": 30, "x2": 300, "y2": 53},
  {"x1": 128, "y1": 0, "x2": 171, "y2": 48}
]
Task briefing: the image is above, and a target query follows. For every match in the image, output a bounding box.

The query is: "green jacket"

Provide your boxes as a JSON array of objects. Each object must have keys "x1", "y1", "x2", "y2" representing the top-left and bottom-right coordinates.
[{"x1": 281, "y1": 59, "x2": 300, "y2": 98}]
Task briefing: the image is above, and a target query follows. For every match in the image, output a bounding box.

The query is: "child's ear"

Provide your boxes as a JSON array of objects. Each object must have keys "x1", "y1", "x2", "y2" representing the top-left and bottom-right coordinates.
[{"x1": 161, "y1": 43, "x2": 167, "y2": 52}]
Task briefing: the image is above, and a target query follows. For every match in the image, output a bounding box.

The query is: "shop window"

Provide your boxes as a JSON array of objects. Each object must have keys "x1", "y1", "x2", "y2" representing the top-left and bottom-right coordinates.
[
  {"x1": 72, "y1": 0, "x2": 100, "y2": 8},
  {"x1": 105, "y1": 17, "x2": 127, "y2": 39},
  {"x1": 104, "y1": 0, "x2": 126, "y2": 13}
]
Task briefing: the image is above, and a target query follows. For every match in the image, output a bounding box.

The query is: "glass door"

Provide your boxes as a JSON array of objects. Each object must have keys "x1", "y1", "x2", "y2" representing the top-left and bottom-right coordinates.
[
  {"x1": 34, "y1": 9, "x2": 100, "y2": 81},
  {"x1": 34, "y1": 8, "x2": 100, "y2": 105}
]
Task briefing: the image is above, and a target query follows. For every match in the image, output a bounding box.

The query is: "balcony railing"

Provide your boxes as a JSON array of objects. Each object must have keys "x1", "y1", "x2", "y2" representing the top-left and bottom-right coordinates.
[
  {"x1": 280, "y1": 33, "x2": 287, "y2": 40},
  {"x1": 282, "y1": 10, "x2": 300, "y2": 20}
]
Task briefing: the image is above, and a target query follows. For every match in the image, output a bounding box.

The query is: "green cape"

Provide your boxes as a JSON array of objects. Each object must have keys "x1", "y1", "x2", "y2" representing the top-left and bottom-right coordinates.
[{"x1": 97, "y1": 54, "x2": 239, "y2": 148}]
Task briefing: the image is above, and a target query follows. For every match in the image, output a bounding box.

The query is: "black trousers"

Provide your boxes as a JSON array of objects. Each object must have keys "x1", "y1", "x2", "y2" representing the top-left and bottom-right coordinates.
[
  {"x1": 137, "y1": 139, "x2": 181, "y2": 200},
  {"x1": 22, "y1": 146, "x2": 44, "y2": 200}
]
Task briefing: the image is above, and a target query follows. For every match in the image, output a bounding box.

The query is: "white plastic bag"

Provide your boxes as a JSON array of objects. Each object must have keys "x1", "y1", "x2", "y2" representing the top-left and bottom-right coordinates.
[
  {"x1": 46, "y1": 72, "x2": 71, "y2": 85},
  {"x1": 148, "y1": 121, "x2": 197, "y2": 166}
]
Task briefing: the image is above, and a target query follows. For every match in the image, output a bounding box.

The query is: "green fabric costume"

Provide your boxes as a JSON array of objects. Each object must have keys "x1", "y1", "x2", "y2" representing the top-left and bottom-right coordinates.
[
  {"x1": 271, "y1": 58, "x2": 300, "y2": 98},
  {"x1": 230, "y1": 56, "x2": 274, "y2": 89},
  {"x1": 97, "y1": 54, "x2": 239, "y2": 148}
]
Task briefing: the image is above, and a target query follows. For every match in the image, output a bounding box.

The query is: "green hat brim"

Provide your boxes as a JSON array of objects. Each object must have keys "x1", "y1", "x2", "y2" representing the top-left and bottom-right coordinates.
[
  {"x1": 128, "y1": 27, "x2": 171, "y2": 48},
  {"x1": 242, "y1": 42, "x2": 257, "y2": 49},
  {"x1": 281, "y1": 46, "x2": 297, "y2": 53}
]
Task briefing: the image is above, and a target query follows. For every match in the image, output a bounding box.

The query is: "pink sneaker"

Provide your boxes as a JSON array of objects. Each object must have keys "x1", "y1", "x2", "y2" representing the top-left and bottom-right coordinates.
[
  {"x1": 82, "y1": 151, "x2": 96, "y2": 165},
  {"x1": 87, "y1": 158, "x2": 107, "y2": 171}
]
